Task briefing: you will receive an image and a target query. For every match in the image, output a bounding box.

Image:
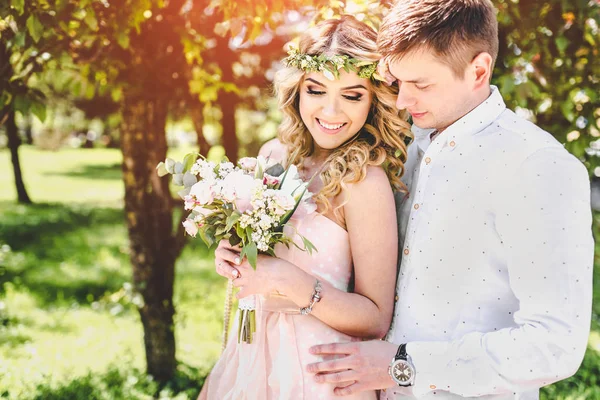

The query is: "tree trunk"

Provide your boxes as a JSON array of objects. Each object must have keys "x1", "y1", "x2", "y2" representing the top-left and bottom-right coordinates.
[
  {"x1": 6, "y1": 110, "x2": 32, "y2": 204},
  {"x1": 190, "y1": 104, "x2": 211, "y2": 156},
  {"x1": 219, "y1": 90, "x2": 239, "y2": 164},
  {"x1": 120, "y1": 96, "x2": 185, "y2": 383},
  {"x1": 24, "y1": 114, "x2": 34, "y2": 145}
]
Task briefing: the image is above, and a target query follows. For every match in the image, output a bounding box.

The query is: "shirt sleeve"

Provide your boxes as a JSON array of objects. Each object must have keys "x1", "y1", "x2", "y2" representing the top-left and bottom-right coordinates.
[{"x1": 406, "y1": 146, "x2": 594, "y2": 397}]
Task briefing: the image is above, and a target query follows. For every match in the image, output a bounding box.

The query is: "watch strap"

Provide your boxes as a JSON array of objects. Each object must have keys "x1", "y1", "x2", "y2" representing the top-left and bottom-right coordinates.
[{"x1": 395, "y1": 343, "x2": 408, "y2": 361}]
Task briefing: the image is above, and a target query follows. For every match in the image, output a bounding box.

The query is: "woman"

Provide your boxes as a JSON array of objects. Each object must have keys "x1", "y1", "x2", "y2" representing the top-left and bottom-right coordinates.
[{"x1": 200, "y1": 15, "x2": 412, "y2": 399}]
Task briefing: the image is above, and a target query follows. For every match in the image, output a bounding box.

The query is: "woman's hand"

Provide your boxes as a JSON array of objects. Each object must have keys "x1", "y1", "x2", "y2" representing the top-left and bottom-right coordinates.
[
  {"x1": 231, "y1": 254, "x2": 288, "y2": 299},
  {"x1": 214, "y1": 239, "x2": 242, "y2": 279}
]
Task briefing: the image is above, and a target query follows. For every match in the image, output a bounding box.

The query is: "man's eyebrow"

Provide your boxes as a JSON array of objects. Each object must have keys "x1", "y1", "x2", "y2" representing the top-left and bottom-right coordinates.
[{"x1": 387, "y1": 70, "x2": 428, "y2": 84}]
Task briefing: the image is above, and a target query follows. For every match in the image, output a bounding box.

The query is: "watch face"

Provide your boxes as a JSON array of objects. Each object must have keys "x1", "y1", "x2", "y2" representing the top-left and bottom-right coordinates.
[{"x1": 391, "y1": 360, "x2": 414, "y2": 385}]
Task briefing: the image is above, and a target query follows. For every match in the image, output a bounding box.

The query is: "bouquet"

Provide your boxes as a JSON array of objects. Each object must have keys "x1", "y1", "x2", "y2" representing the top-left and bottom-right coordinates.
[{"x1": 157, "y1": 154, "x2": 317, "y2": 344}]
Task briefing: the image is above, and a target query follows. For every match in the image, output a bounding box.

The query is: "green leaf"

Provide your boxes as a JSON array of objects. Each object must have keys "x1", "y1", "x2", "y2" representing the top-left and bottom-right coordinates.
[
  {"x1": 13, "y1": 31, "x2": 26, "y2": 48},
  {"x1": 0, "y1": 91, "x2": 13, "y2": 107},
  {"x1": 111, "y1": 87, "x2": 123, "y2": 102},
  {"x1": 225, "y1": 212, "x2": 241, "y2": 232},
  {"x1": 555, "y1": 37, "x2": 568, "y2": 54},
  {"x1": 13, "y1": 94, "x2": 30, "y2": 115},
  {"x1": 26, "y1": 15, "x2": 44, "y2": 43},
  {"x1": 11, "y1": 0, "x2": 25, "y2": 15},
  {"x1": 30, "y1": 101, "x2": 47, "y2": 122},
  {"x1": 117, "y1": 32, "x2": 130, "y2": 49},
  {"x1": 301, "y1": 235, "x2": 317, "y2": 255},
  {"x1": 84, "y1": 10, "x2": 98, "y2": 31},
  {"x1": 182, "y1": 153, "x2": 199, "y2": 172},
  {"x1": 244, "y1": 242, "x2": 258, "y2": 269}
]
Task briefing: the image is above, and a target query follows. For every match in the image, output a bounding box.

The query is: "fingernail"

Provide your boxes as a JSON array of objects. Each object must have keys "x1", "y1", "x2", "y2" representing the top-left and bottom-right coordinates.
[
  {"x1": 231, "y1": 270, "x2": 239, "y2": 279},
  {"x1": 234, "y1": 257, "x2": 241, "y2": 265}
]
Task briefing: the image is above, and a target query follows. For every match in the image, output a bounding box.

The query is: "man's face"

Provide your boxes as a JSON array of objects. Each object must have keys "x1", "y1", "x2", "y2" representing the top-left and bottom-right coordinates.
[{"x1": 387, "y1": 48, "x2": 477, "y2": 132}]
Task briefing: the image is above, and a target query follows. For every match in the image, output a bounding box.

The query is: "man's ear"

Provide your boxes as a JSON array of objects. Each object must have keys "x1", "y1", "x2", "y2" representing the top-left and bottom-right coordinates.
[{"x1": 469, "y1": 52, "x2": 493, "y2": 88}]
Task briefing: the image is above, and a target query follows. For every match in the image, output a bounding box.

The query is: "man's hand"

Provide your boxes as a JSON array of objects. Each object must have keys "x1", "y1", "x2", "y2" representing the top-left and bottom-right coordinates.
[{"x1": 307, "y1": 340, "x2": 399, "y2": 396}]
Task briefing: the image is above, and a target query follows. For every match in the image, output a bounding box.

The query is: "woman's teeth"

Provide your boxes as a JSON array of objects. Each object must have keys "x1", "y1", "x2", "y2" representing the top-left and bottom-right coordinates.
[{"x1": 318, "y1": 119, "x2": 346, "y2": 130}]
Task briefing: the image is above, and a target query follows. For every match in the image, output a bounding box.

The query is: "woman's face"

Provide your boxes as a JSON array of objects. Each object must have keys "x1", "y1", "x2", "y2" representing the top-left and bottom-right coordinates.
[{"x1": 299, "y1": 71, "x2": 373, "y2": 155}]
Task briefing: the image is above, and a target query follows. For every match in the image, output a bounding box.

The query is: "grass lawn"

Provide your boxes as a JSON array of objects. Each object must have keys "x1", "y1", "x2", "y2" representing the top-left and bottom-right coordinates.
[
  {"x1": 0, "y1": 145, "x2": 599, "y2": 399},
  {"x1": 0, "y1": 146, "x2": 224, "y2": 399}
]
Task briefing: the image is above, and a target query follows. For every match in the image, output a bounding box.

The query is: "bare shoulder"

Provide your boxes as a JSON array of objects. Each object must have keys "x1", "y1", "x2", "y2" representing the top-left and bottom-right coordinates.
[
  {"x1": 346, "y1": 166, "x2": 392, "y2": 197},
  {"x1": 258, "y1": 138, "x2": 287, "y2": 165}
]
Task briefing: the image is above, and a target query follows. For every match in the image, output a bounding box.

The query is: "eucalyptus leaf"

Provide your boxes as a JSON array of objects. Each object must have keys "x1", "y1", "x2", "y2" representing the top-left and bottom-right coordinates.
[
  {"x1": 265, "y1": 163, "x2": 284, "y2": 177},
  {"x1": 156, "y1": 162, "x2": 169, "y2": 177},
  {"x1": 172, "y1": 173, "x2": 184, "y2": 186},
  {"x1": 177, "y1": 187, "x2": 191, "y2": 198},
  {"x1": 182, "y1": 172, "x2": 197, "y2": 188},
  {"x1": 165, "y1": 158, "x2": 175, "y2": 174},
  {"x1": 174, "y1": 161, "x2": 184, "y2": 174}
]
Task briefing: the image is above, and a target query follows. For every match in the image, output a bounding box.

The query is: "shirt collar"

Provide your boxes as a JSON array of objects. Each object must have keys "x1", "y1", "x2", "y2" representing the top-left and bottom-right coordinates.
[{"x1": 412, "y1": 85, "x2": 506, "y2": 153}]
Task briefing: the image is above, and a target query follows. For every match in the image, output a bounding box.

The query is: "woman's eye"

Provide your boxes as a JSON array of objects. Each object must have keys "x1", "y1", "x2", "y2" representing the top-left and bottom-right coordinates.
[
  {"x1": 307, "y1": 88, "x2": 325, "y2": 95},
  {"x1": 415, "y1": 84, "x2": 430, "y2": 90},
  {"x1": 343, "y1": 94, "x2": 363, "y2": 102}
]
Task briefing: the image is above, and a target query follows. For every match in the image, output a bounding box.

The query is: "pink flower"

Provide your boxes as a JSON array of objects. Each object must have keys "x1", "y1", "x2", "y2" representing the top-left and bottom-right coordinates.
[
  {"x1": 189, "y1": 181, "x2": 215, "y2": 206},
  {"x1": 376, "y1": 58, "x2": 396, "y2": 86},
  {"x1": 238, "y1": 157, "x2": 257, "y2": 171},
  {"x1": 182, "y1": 219, "x2": 198, "y2": 237},
  {"x1": 222, "y1": 170, "x2": 259, "y2": 213},
  {"x1": 263, "y1": 174, "x2": 280, "y2": 186}
]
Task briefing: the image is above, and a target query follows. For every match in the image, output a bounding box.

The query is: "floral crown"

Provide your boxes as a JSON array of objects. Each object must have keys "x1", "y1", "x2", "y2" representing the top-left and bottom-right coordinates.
[{"x1": 282, "y1": 46, "x2": 385, "y2": 82}]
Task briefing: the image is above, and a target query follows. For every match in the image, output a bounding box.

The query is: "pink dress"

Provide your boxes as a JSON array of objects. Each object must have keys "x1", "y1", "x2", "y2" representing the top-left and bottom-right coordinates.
[{"x1": 200, "y1": 213, "x2": 377, "y2": 400}]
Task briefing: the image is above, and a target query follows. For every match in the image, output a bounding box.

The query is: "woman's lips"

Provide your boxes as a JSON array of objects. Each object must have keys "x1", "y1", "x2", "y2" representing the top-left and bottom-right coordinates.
[{"x1": 316, "y1": 118, "x2": 347, "y2": 134}]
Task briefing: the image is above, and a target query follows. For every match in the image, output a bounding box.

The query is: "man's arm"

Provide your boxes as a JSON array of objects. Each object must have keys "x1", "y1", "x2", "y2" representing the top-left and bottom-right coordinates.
[
  {"x1": 405, "y1": 147, "x2": 593, "y2": 397},
  {"x1": 309, "y1": 147, "x2": 593, "y2": 397}
]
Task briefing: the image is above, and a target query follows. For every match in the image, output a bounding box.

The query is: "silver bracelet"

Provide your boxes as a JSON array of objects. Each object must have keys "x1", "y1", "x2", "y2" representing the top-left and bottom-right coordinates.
[{"x1": 300, "y1": 279, "x2": 322, "y2": 315}]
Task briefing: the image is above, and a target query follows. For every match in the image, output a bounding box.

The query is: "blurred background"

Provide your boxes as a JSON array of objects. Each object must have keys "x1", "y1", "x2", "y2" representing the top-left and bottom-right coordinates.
[{"x1": 0, "y1": 0, "x2": 599, "y2": 399}]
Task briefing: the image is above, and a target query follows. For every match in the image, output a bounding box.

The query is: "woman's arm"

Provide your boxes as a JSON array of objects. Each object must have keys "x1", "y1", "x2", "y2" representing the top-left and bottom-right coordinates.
[{"x1": 220, "y1": 166, "x2": 398, "y2": 339}]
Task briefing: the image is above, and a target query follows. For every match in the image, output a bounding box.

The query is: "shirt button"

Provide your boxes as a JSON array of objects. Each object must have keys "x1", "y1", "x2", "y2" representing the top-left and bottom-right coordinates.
[
  {"x1": 425, "y1": 157, "x2": 431, "y2": 164},
  {"x1": 414, "y1": 203, "x2": 420, "y2": 210},
  {"x1": 404, "y1": 248, "x2": 410, "y2": 255},
  {"x1": 449, "y1": 141, "x2": 456, "y2": 147}
]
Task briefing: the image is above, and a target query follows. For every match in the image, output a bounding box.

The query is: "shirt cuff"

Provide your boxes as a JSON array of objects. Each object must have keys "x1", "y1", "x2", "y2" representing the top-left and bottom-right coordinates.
[{"x1": 407, "y1": 341, "x2": 453, "y2": 397}]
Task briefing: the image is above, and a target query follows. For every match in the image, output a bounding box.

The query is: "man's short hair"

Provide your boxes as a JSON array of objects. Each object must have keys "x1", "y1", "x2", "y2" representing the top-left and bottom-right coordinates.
[{"x1": 378, "y1": 0, "x2": 499, "y2": 78}]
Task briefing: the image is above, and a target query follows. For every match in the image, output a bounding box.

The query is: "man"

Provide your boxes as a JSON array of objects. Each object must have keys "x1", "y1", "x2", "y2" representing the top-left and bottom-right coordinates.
[{"x1": 307, "y1": 0, "x2": 594, "y2": 398}]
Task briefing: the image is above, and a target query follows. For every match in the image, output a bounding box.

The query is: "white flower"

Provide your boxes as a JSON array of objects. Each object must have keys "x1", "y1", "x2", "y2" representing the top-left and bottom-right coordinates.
[
  {"x1": 218, "y1": 162, "x2": 235, "y2": 178},
  {"x1": 188, "y1": 180, "x2": 215, "y2": 206},
  {"x1": 182, "y1": 219, "x2": 198, "y2": 237},
  {"x1": 323, "y1": 69, "x2": 336, "y2": 81},
  {"x1": 191, "y1": 159, "x2": 217, "y2": 181},
  {"x1": 278, "y1": 164, "x2": 312, "y2": 201},
  {"x1": 238, "y1": 157, "x2": 258, "y2": 171}
]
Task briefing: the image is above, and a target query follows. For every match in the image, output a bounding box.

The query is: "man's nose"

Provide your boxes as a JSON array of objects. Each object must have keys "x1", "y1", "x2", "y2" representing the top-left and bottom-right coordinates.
[{"x1": 395, "y1": 83, "x2": 416, "y2": 110}]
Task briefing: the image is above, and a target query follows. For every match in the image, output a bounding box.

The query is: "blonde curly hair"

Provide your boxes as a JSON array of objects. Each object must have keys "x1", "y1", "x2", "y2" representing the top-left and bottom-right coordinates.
[{"x1": 274, "y1": 15, "x2": 412, "y2": 219}]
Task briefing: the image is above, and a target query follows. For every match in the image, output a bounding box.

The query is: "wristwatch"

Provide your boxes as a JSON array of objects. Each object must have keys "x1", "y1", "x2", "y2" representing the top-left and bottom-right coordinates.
[{"x1": 388, "y1": 343, "x2": 415, "y2": 386}]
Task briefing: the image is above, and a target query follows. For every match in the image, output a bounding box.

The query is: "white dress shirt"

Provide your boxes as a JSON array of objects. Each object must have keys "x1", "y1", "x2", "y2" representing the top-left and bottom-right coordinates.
[{"x1": 384, "y1": 86, "x2": 594, "y2": 399}]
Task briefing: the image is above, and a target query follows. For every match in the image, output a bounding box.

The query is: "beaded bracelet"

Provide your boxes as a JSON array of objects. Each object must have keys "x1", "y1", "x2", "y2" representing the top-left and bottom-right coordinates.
[{"x1": 300, "y1": 279, "x2": 322, "y2": 315}]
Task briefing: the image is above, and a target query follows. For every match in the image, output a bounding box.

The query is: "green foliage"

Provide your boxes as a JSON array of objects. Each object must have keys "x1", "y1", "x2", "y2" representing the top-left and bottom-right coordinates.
[
  {"x1": 492, "y1": 0, "x2": 600, "y2": 174},
  {"x1": 28, "y1": 363, "x2": 205, "y2": 400},
  {"x1": 0, "y1": 148, "x2": 225, "y2": 398}
]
